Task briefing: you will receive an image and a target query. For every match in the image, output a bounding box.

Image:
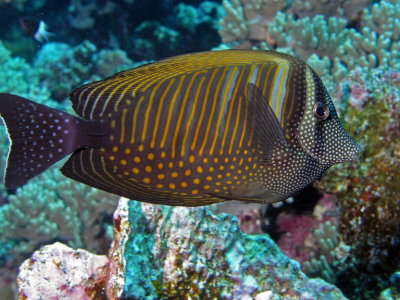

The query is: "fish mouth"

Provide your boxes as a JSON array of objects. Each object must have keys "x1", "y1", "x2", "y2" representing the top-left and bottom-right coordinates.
[
  {"x1": 295, "y1": 129, "x2": 363, "y2": 165},
  {"x1": 320, "y1": 139, "x2": 363, "y2": 165}
]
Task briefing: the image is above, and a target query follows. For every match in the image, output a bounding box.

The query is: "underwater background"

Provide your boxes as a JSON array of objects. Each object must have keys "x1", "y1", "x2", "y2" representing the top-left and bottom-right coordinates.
[{"x1": 0, "y1": 0, "x2": 399, "y2": 299}]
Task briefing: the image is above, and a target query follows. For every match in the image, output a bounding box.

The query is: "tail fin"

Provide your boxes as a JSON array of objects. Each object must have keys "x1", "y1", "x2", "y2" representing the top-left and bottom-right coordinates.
[{"x1": 0, "y1": 93, "x2": 92, "y2": 188}]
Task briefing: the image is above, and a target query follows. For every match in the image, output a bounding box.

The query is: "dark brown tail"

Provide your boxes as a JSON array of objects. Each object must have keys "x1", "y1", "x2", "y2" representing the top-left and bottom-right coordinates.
[{"x1": 0, "y1": 93, "x2": 94, "y2": 188}]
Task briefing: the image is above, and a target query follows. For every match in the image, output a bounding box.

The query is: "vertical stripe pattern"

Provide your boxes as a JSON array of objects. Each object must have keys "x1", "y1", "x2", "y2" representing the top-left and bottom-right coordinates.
[{"x1": 63, "y1": 50, "x2": 311, "y2": 206}]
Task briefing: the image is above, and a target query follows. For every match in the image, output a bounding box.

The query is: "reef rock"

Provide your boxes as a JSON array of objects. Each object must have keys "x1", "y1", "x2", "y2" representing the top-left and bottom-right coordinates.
[
  {"x1": 107, "y1": 198, "x2": 346, "y2": 299},
  {"x1": 17, "y1": 242, "x2": 108, "y2": 300},
  {"x1": 17, "y1": 198, "x2": 347, "y2": 299}
]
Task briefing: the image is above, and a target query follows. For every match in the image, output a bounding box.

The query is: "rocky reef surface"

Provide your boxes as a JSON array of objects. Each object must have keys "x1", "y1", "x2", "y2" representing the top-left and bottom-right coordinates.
[{"x1": 18, "y1": 198, "x2": 346, "y2": 300}]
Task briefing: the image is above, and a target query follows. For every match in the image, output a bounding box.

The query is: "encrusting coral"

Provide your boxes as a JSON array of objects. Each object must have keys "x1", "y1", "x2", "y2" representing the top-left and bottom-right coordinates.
[{"x1": 316, "y1": 66, "x2": 400, "y2": 298}]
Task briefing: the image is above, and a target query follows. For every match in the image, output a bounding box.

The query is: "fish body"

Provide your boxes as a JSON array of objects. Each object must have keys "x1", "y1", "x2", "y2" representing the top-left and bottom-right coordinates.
[
  {"x1": 19, "y1": 18, "x2": 52, "y2": 43},
  {"x1": 0, "y1": 50, "x2": 362, "y2": 206}
]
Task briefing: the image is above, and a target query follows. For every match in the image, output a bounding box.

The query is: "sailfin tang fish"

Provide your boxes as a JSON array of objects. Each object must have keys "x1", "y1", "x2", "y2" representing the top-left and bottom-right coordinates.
[{"x1": 0, "y1": 50, "x2": 362, "y2": 206}]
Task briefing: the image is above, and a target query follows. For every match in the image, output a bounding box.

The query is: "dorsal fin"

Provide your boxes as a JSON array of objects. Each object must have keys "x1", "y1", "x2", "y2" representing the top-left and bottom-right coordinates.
[{"x1": 69, "y1": 50, "x2": 294, "y2": 120}]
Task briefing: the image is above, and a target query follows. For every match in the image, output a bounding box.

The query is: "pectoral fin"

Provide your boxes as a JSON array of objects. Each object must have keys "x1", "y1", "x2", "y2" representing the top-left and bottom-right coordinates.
[{"x1": 245, "y1": 83, "x2": 288, "y2": 164}]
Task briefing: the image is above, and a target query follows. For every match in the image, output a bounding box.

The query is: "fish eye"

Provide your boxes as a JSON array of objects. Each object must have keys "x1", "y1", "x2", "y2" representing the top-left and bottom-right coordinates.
[{"x1": 313, "y1": 102, "x2": 329, "y2": 120}]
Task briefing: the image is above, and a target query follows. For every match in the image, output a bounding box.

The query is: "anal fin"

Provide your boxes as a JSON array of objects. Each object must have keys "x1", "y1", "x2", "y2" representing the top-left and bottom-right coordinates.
[
  {"x1": 61, "y1": 148, "x2": 227, "y2": 206},
  {"x1": 206, "y1": 192, "x2": 264, "y2": 203}
]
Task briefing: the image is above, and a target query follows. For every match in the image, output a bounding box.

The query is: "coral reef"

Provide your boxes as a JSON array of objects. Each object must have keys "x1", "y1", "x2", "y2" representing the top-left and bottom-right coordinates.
[
  {"x1": 219, "y1": 0, "x2": 287, "y2": 49},
  {"x1": 34, "y1": 41, "x2": 133, "y2": 100},
  {"x1": 0, "y1": 41, "x2": 50, "y2": 104},
  {"x1": 0, "y1": 0, "x2": 223, "y2": 62},
  {"x1": 218, "y1": 0, "x2": 372, "y2": 50},
  {"x1": 0, "y1": 0, "x2": 399, "y2": 299},
  {"x1": 68, "y1": 0, "x2": 117, "y2": 30},
  {"x1": 317, "y1": 66, "x2": 400, "y2": 298},
  {"x1": 0, "y1": 167, "x2": 119, "y2": 298},
  {"x1": 219, "y1": 0, "x2": 400, "y2": 88},
  {"x1": 218, "y1": 2, "x2": 400, "y2": 297},
  {"x1": 18, "y1": 198, "x2": 347, "y2": 300},
  {"x1": 129, "y1": 1, "x2": 223, "y2": 60},
  {"x1": 111, "y1": 198, "x2": 346, "y2": 299},
  {"x1": 290, "y1": 0, "x2": 372, "y2": 20},
  {"x1": 272, "y1": 193, "x2": 347, "y2": 283},
  {"x1": 0, "y1": 0, "x2": 47, "y2": 11},
  {"x1": 17, "y1": 242, "x2": 108, "y2": 300},
  {"x1": 380, "y1": 271, "x2": 400, "y2": 300}
]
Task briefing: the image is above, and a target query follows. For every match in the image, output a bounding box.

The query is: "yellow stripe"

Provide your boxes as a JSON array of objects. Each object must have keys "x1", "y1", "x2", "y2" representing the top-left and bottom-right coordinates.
[
  {"x1": 77, "y1": 51, "x2": 299, "y2": 119},
  {"x1": 180, "y1": 75, "x2": 206, "y2": 157},
  {"x1": 114, "y1": 71, "x2": 160, "y2": 115},
  {"x1": 171, "y1": 73, "x2": 198, "y2": 158},
  {"x1": 238, "y1": 65, "x2": 257, "y2": 148},
  {"x1": 274, "y1": 65, "x2": 289, "y2": 125},
  {"x1": 262, "y1": 65, "x2": 274, "y2": 103},
  {"x1": 228, "y1": 95, "x2": 243, "y2": 154},
  {"x1": 150, "y1": 78, "x2": 176, "y2": 148},
  {"x1": 209, "y1": 67, "x2": 238, "y2": 155},
  {"x1": 91, "y1": 77, "x2": 132, "y2": 117},
  {"x1": 141, "y1": 78, "x2": 169, "y2": 142},
  {"x1": 120, "y1": 108, "x2": 128, "y2": 143},
  {"x1": 191, "y1": 68, "x2": 219, "y2": 152},
  {"x1": 130, "y1": 95, "x2": 146, "y2": 144},
  {"x1": 199, "y1": 67, "x2": 230, "y2": 156},
  {"x1": 99, "y1": 158, "x2": 137, "y2": 194},
  {"x1": 160, "y1": 75, "x2": 187, "y2": 148},
  {"x1": 85, "y1": 73, "x2": 141, "y2": 117},
  {"x1": 283, "y1": 71, "x2": 296, "y2": 124},
  {"x1": 255, "y1": 64, "x2": 264, "y2": 87},
  {"x1": 81, "y1": 82, "x2": 108, "y2": 117},
  {"x1": 220, "y1": 67, "x2": 246, "y2": 155}
]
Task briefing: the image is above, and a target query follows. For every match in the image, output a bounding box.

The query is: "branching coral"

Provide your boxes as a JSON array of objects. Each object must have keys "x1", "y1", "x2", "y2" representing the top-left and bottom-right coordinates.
[
  {"x1": 34, "y1": 40, "x2": 133, "y2": 100},
  {"x1": 219, "y1": 0, "x2": 400, "y2": 91},
  {"x1": 34, "y1": 41, "x2": 97, "y2": 100},
  {"x1": 268, "y1": 12, "x2": 349, "y2": 60},
  {"x1": 338, "y1": 0, "x2": 400, "y2": 71},
  {"x1": 218, "y1": 0, "x2": 371, "y2": 50},
  {"x1": 219, "y1": 0, "x2": 287, "y2": 48},
  {"x1": 0, "y1": 167, "x2": 119, "y2": 258},
  {"x1": 0, "y1": 41, "x2": 50, "y2": 104},
  {"x1": 290, "y1": 0, "x2": 372, "y2": 20}
]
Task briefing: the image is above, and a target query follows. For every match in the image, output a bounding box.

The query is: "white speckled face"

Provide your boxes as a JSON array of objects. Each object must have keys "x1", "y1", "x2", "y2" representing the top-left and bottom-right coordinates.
[{"x1": 296, "y1": 67, "x2": 362, "y2": 165}]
